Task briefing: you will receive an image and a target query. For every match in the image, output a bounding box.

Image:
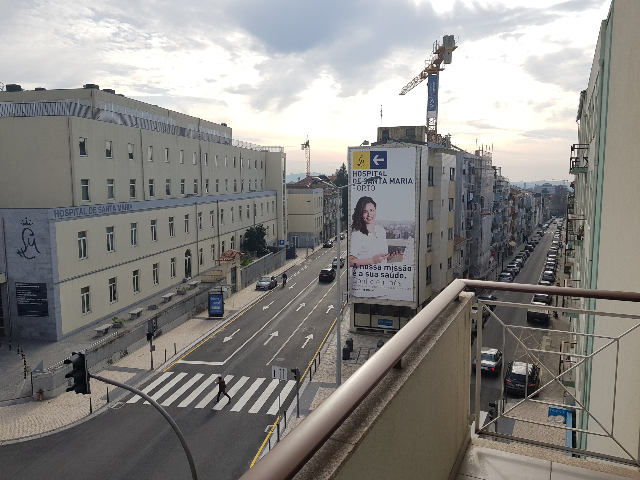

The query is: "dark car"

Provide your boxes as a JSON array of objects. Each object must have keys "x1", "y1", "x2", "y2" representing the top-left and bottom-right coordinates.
[
  {"x1": 319, "y1": 267, "x2": 336, "y2": 282},
  {"x1": 504, "y1": 361, "x2": 541, "y2": 396},
  {"x1": 339, "y1": 233, "x2": 346, "y2": 240},
  {"x1": 541, "y1": 272, "x2": 556, "y2": 283},
  {"x1": 506, "y1": 262, "x2": 521, "y2": 274},
  {"x1": 524, "y1": 244, "x2": 534, "y2": 253},
  {"x1": 471, "y1": 306, "x2": 489, "y2": 333},
  {"x1": 532, "y1": 293, "x2": 553, "y2": 305},
  {"x1": 473, "y1": 347, "x2": 503, "y2": 374},
  {"x1": 544, "y1": 262, "x2": 557, "y2": 272},
  {"x1": 323, "y1": 240, "x2": 333, "y2": 248},
  {"x1": 332, "y1": 257, "x2": 345, "y2": 269},
  {"x1": 503, "y1": 267, "x2": 518, "y2": 278},
  {"x1": 477, "y1": 294, "x2": 498, "y2": 312},
  {"x1": 256, "y1": 275, "x2": 277, "y2": 290}
]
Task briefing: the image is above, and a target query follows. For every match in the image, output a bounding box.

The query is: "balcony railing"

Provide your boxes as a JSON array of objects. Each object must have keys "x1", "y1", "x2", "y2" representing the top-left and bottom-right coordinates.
[{"x1": 240, "y1": 280, "x2": 640, "y2": 480}]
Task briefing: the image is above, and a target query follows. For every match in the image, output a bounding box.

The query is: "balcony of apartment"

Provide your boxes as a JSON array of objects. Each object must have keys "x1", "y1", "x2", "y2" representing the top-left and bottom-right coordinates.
[
  {"x1": 243, "y1": 281, "x2": 640, "y2": 480},
  {"x1": 569, "y1": 144, "x2": 589, "y2": 175}
]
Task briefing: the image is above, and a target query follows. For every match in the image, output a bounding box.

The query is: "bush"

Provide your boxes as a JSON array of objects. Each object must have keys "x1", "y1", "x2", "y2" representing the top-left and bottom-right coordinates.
[{"x1": 241, "y1": 255, "x2": 254, "y2": 267}]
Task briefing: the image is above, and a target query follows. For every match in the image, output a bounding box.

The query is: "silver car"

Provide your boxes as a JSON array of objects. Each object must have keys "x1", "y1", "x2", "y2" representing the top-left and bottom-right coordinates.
[
  {"x1": 473, "y1": 347, "x2": 503, "y2": 374},
  {"x1": 255, "y1": 275, "x2": 277, "y2": 290}
]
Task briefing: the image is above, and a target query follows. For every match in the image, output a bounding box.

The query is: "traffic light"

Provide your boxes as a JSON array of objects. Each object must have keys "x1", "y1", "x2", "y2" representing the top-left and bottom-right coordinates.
[
  {"x1": 64, "y1": 351, "x2": 90, "y2": 394},
  {"x1": 290, "y1": 368, "x2": 299, "y2": 381}
]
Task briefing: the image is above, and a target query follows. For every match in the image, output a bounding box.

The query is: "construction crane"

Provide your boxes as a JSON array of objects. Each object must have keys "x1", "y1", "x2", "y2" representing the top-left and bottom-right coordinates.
[
  {"x1": 399, "y1": 35, "x2": 457, "y2": 143},
  {"x1": 301, "y1": 136, "x2": 310, "y2": 177}
]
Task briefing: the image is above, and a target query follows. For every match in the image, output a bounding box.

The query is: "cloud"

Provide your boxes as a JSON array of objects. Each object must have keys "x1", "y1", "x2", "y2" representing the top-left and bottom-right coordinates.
[
  {"x1": 523, "y1": 47, "x2": 593, "y2": 92},
  {"x1": 527, "y1": 99, "x2": 560, "y2": 113},
  {"x1": 519, "y1": 127, "x2": 575, "y2": 139}
]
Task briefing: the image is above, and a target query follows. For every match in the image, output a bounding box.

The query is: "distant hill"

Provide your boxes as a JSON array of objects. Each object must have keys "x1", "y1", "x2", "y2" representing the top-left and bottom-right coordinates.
[
  {"x1": 286, "y1": 172, "x2": 332, "y2": 183},
  {"x1": 512, "y1": 180, "x2": 570, "y2": 189}
]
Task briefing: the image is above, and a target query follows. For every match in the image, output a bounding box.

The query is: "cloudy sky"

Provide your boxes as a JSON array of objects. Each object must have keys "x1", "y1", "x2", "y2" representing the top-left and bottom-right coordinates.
[{"x1": 1, "y1": 0, "x2": 610, "y2": 181}]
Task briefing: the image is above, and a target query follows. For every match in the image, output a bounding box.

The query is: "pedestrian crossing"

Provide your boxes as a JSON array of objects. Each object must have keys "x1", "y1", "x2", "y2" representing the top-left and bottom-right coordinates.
[{"x1": 126, "y1": 371, "x2": 296, "y2": 415}]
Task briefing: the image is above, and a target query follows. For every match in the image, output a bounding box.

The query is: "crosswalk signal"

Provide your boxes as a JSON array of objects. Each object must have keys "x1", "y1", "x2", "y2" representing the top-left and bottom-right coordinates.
[{"x1": 64, "y1": 351, "x2": 90, "y2": 395}]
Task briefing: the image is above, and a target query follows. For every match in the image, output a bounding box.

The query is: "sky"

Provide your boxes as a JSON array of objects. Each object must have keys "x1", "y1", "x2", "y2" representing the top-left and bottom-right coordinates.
[{"x1": 0, "y1": 0, "x2": 611, "y2": 181}]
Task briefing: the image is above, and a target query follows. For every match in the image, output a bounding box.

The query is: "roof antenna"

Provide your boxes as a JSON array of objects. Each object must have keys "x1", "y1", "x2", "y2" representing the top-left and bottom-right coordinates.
[{"x1": 380, "y1": 105, "x2": 383, "y2": 124}]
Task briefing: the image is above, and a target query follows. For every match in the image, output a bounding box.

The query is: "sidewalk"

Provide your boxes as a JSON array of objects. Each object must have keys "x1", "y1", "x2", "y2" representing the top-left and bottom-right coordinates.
[{"x1": 0, "y1": 247, "x2": 320, "y2": 444}]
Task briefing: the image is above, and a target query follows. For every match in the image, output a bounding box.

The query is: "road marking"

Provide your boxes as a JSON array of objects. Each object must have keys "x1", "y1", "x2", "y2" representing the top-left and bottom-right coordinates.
[
  {"x1": 127, "y1": 372, "x2": 173, "y2": 403},
  {"x1": 177, "y1": 374, "x2": 218, "y2": 407},
  {"x1": 301, "y1": 334, "x2": 313, "y2": 348},
  {"x1": 267, "y1": 380, "x2": 296, "y2": 415},
  {"x1": 223, "y1": 329, "x2": 240, "y2": 343},
  {"x1": 264, "y1": 331, "x2": 278, "y2": 345},
  {"x1": 326, "y1": 305, "x2": 334, "y2": 314},
  {"x1": 144, "y1": 372, "x2": 188, "y2": 404},
  {"x1": 195, "y1": 375, "x2": 233, "y2": 409},
  {"x1": 231, "y1": 378, "x2": 266, "y2": 412},
  {"x1": 288, "y1": 283, "x2": 296, "y2": 289},
  {"x1": 213, "y1": 376, "x2": 249, "y2": 410},
  {"x1": 249, "y1": 379, "x2": 279, "y2": 413},
  {"x1": 178, "y1": 360, "x2": 225, "y2": 366},
  {"x1": 296, "y1": 303, "x2": 305, "y2": 312},
  {"x1": 161, "y1": 373, "x2": 204, "y2": 406},
  {"x1": 262, "y1": 302, "x2": 274, "y2": 311}
]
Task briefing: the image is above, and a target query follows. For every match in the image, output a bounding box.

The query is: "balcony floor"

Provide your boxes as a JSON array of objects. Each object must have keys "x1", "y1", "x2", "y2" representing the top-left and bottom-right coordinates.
[{"x1": 457, "y1": 439, "x2": 640, "y2": 480}]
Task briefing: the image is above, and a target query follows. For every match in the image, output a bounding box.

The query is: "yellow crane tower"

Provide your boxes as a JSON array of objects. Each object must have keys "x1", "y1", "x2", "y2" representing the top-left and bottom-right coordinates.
[
  {"x1": 301, "y1": 137, "x2": 310, "y2": 177},
  {"x1": 399, "y1": 35, "x2": 458, "y2": 143}
]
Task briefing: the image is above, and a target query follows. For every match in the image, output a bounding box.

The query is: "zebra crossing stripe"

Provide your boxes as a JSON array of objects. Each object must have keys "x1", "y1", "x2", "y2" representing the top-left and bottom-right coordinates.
[
  {"x1": 248, "y1": 379, "x2": 279, "y2": 413},
  {"x1": 161, "y1": 373, "x2": 204, "y2": 407},
  {"x1": 144, "y1": 373, "x2": 188, "y2": 404},
  {"x1": 230, "y1": 378, "x2": 265, "y2": 412},
  {"x1": 177, "y1": 374, "x2": 218, "y2": 408},
  {"x1": 127, "y1": 372, "x2": 173, "y2": 403},
  {"x1": 213, "y1": 376, "x2": 249, "y2": 411},
  {"x1": 266, "y1": 380, "x2": 296, "y2": 415},
  {"x1": 195, "y1": 375, "x2": 233, "y2": 409}
]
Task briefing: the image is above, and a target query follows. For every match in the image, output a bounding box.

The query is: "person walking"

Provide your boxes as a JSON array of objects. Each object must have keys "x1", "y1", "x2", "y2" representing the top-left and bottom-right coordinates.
[
  {"x1": 215, "y1": 374, "x2": 231, "y2": 403},
  {"x1": 282, "y1": 272, "x2": 287, "y2": 286}
]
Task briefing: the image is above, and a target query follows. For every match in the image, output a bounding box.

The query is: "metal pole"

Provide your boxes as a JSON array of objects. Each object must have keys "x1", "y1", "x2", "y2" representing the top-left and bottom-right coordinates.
[
  {"x1": 150, "y1": 338, "x2": 154, "y2": 370},
  {"x1": 336, "y1": 208, "x2": 341, "y2": 386},
  {"x1": 295, "y1": 367, "x2": 300, "y2": 418},
  {"x1": 90, "y1": 373, "x2": 199, "y2": 480}
]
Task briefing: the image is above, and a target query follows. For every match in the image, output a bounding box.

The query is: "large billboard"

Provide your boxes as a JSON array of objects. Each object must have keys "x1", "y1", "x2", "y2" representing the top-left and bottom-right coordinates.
[{"x1": 349, "y1": 147, "x2": 416, "y2": 302}]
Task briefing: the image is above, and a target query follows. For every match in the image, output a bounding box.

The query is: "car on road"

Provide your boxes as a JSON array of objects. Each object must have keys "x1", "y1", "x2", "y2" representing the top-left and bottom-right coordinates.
[
  {"x1": 471, "y1": 306, "x2": 490, "y2": 333},
  {"x1": 503, "y1": 267, "x2": 519, "y2": 278},
  {"x1": 340, "y1": 233, "x2": 346, "y2": 240},
  {"x1": 319, "y1": 267, "x2": 336, "y2": 282},
  {"x1": 323, "y1": 240, "x2": 333, "y2": 248},
  {"x1": 332, "y1": 257, "x2": 345, "y2": 269},
  {"x1": 524, "y1": 244, "x2": 534, "y2": 253},
  {"x1": 541, "y1": 272, "x2": 556, "y2": 283},
  {"x1": 506, "y1": 263, "x2": 521, "y2": 275},
  {"x1": 532, "y1": 293, "x2": 553, "y2": 306},
  {"x1": 477, "y1": 294, "x2": 498, "y2": 312},
  {"x1": 256, "y1": 275, "x2": 278, "y2": 290},
  {"x1": 513, "y1": 258, "x2": 525, "y2": 268},
  {"x1": 504, "y1": 361, "x2": 541, "y2": 396},
  {"x1": 538, "y1": 279, "x2": 554, "y2": 287},
  {"x1": 473, "y1": 347, "x2": 503, "y2": 374},
  {"x1": 498, "y1": 272, "x2": 514, "y2": 283}
]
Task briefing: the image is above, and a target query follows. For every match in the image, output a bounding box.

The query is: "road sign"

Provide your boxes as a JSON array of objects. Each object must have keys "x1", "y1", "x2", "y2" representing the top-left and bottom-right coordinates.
[
  {"x1": 208, "y1": 293, "x2": 224, "y2": 317},
  {"x1": 279, "y1": 240, "x2": 285, "y2": 245},
  {"x1": 272, "y1": 365, "x2": 287, "y2": 381}
]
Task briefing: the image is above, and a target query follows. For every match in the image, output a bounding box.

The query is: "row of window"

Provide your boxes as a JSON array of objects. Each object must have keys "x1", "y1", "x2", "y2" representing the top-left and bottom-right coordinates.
[
  {"x1": 425, "y1": 198, "x2": 455, "y2": 221},
  {"x1": 81, "y1": 177, "x2": 265, "y2": 202},
  {"x1": 426, "y1": 166, "x2": 456, "y2": 186},
  {"x1": 78, "y1": 137, "x2": 264, "y2": 170},
  {"x1": 423, "y1": 256, "x2": 454, "y2": 287}
]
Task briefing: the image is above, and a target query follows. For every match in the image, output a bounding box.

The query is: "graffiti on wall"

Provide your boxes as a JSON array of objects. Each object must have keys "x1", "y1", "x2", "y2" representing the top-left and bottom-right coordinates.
[{"x1": 16, "y1": 218, "x2": 41, "y2": 260}]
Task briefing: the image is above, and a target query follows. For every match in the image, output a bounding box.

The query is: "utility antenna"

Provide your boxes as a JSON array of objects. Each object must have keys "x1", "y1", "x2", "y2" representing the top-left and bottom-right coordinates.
[
  {"x1": 301, "y1": 136, "x2": 310, "y2": 178},
  {"x1": 380, "y1": 105, "x2": 383, "y2": 124}
]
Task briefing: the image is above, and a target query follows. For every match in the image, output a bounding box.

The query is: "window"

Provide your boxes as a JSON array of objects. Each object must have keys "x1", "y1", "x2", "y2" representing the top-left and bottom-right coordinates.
[
  {"x1": 261, "y1": 180, "x2": 263, "y2": 190},
  {"x1": 272, "y1": 201, "x2": 275, "y2": 213},
  {"x1": 231, "y1": 207, "x2": 234, "y2": 223},
  {"x1": 166, "y1": 179, "x2": 171, "y2": 196},
  {"x1": 215, "y1": 154, "x2": 218, "y2": 166},
  {"x1": 128, "y1": 143, "x2": 134, "y2": 160},
  {"x1": 169, "y1": 217, "x2": 175, "y2": 237},
  {"x1": 205, "y1": 179, "x2": 209, "y2": 194},
  {"x1": 426, "y1": 265, "x2": 432, "y2": 284},
  {"x1": 151, "y1": 220, "x2": 157, "y2": 242},
  {"x1": 427, "y1": 200, "x2": 434, "y2": 220},
  {"x1": 148, "y1": 146, "x2": 153, "y2": 162},
  {"x1": 450, "y1": 168, "x2": 455, "y2": 181},
  {"x1": 164, "y1": 148, "x2": 169, "y2": 163},
  {"x1": 180, "y1": 179, "x2": 185, "y2": 195},
  {"x1": 193, "y1": 179, "x2": 198, "y2": 194},
  {"x1": 448, "y1": 227, "x2": 453, "y2": 241},
  {"x1": 247, "y1": 204, "x2": 250, "y2": 219},
  {"x1": 81, "y1": 179, "x2": 90, "y2": 201},
  {"x1": 241, "y1": 179, "x2": 244, "y2": 192},
  {"x1": 107, "y1": 179, "x2": 115, "y2": 200},
  {"x1": 234, "y1": 179, "x2": 237, "y2": 192},
  {"x1": 153, "y1": 263, "x2": 159, "y2": 285},
  {"x1": 233, "y1": 157, "x2": 236, "y2": 167},
  {"x1": 255, "y1": 179, "x2": 258, "y2": 190},
  {"x1": 106, "y1": 141, "x2": 112, "y2": 158},
  {"x1": 221, "y1": 209, "x2": 225, "y2": 224},
  {"x1": 78, "y1": 231, "x2": 87, "y2": 259},
  {"x1": 192, "y1": 152, "x2": 197, "y2": 165},
  {"x1": 170, "y1": 257, "x2": 176, "y2": 278},
  {"x1": 225, "y1": 179, "x2": 228, "y2": 192},
  {"x1": 267, "y1": 202, "x2": 269, "y2": 214},
  {"x1": 254, "y1": 160, "x2": 257, "y2": 169},
  {"x1": 184, "y1": 214, "x2": 189, "y2": 233},
  {"x1": 204, "y1": 153, "x2": 208, "y2": 165},
  {"x1": 132, "y1": 270, "x2": 140, "y2": 294},
  {"x1": 449, "y1": 198, "x2": 454, "y2": 211},
  {"x1": 106, "y1": 226, "x2": 115, "y2": 252},
  {"x1": 230, "y1": 236, "x2": 235, "y2": 250},
  {"x1": 216, "y1": 179, "x2": 219, "y2": 193},
  {"x1": 179, "y1": 150, "x2": 184, "y2": 164},
  {"x1": 254, "y1": 204, "x2": 257, "y2": 217},
  {"x1": 109, "y1": 277, "x2": 117, "y2": 304},
  {"x1": 130, "y1": 223, "x2": 137, "y2": 246},
  {"x1": 130, "y1": 179, "x2": 136, "y2": 199},
  {"x1": 79, "y1": 138, "x2": 87, "y2": 156},
  {"x1": 261, "y1": 160, "x2": 263, "y2": 169},
  {"x1": 426, "y1": 233, "x2": 432, "y2": 252},
  {"x1": 81, "y1": 286, "x2": 91, "y2": 315},
  {"x1": 428, "y1": 166, "x2": 434, "y2": 186},
  {"x1": 239, "y1": 206, "x2": 243, "y2": 221},
  {"x1": 211, "y1": 244, "x2": 215, "y2": 261},
  {"x1": 240, "y1": 157, "x2": 243, "y2": 169},
  {"x1": 197, "y1": 212, "x2": 202, "y2": 230},
  {"x1": 210, "y1": 210, "x2": 215, "y2": 227},
  {"x1": 149, "y1": 179, "x2": 155, "y2": 198},
  {"x1": 447, "y1": 257, "x2": 452, "y2": 270},
  {"x1": 224, "y1": 156, "x2": 228, "y2": 167},
  {"x1": 199, "y1": 248, "x2": 203, "y2": 266},
  {"x1": 222, "y1": 240, "x2": 225, "y2": 252}
]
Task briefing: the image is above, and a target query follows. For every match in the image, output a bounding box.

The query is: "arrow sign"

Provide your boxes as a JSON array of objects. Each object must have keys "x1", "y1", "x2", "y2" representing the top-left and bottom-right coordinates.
[
  {"x1": 264, "y1": 331, "x2": 278, "y2": 345},
  {"x1": 326, "y1": 305, "x2": 334, "y2": 314},
  {"x1": 263, "y1": 301, "x2": 274, "y2": 311},
  {"x1": 301, "y1": 334, "x2": 313, "y2": 349},
  {"x1": 289, "y1": 283, "x2": 296, "y2": 289},
  {"x1": 223, "y1": 329, "x2": 240, "y2": 343},
  {"x1": 372, "y1": 155, "x2": 382, "y2": 166},
  {"x1": 296, "y1": 303, "x2": 305, "y2": 312}
]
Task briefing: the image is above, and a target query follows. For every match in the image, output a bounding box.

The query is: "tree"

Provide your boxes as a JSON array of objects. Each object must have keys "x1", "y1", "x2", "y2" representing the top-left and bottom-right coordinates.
[
  {"x1": 334, "y1": 163, "x2": 349, "y2": 221},
  {"x1": 242, "y1": 225, "x2": 269, "y2": 257}
]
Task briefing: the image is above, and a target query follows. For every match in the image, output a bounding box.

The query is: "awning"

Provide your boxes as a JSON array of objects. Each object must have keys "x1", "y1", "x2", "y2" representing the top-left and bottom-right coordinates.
[{"x1": 509, "y1": 241, "x2": 517, "y2": 247}]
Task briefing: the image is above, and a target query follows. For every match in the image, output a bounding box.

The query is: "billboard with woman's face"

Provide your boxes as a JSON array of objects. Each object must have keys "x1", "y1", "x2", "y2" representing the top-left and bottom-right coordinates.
[{"x1": 348, "y1": 147, "x2": 416, "y2": 302}]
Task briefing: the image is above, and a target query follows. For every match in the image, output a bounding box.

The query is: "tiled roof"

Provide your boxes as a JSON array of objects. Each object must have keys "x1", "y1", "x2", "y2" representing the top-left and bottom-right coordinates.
[{"x1": 217, "y1": 249, "x2": 246, "y2": 261}]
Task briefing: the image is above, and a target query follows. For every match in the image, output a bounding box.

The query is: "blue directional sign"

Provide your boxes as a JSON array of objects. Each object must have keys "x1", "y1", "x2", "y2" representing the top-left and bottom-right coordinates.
[
  {"x1": 279, "y1": 240, "x2": 285, "y2": 245},
  {"x1": 369, "y1": 151, "x2": 387, "y2": 170},
  {"x1": 209, "y1": 293, "x2": 224, "y2": 317},
  {"x1": 378, "y1": 318, "x2": 393, "y2": 328}
]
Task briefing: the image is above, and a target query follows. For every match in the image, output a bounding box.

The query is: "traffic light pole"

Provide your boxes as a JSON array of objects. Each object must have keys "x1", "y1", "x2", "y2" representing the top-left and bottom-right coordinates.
[{"x1": 90, "y1": 374, "x2": 198, "y2": 480}]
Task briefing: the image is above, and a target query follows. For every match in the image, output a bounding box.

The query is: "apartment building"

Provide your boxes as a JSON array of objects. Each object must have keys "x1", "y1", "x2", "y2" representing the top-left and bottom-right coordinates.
[{"x1": 0, "y1": 86, "x2": 286, "y2": 341}]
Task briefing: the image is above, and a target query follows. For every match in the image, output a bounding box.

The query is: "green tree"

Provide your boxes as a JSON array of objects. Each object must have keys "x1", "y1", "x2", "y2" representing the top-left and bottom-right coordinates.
[
  {"x1": 334, "y1": 163, "x2": 349, "y2": 221},
  {"x1": 242, "y1": 225, "x2": 269, "y2": 257}
]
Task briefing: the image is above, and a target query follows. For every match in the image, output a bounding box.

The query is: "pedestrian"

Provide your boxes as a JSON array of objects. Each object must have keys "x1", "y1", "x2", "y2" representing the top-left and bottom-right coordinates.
[{"x1": 215, "y1": 374, "x2": 231, "y2": 403}]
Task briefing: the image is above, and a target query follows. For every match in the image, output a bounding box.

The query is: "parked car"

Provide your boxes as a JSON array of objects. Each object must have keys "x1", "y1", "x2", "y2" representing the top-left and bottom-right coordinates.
[
  {"x1": 477, "y1": 294, "x2": 498, "y2": 312},
  {"x1": 524, "y1": 244, "x2": 534, "y2": 253},
  {"x1": 541, "y1": 272, "x2": 556, "y2": 283},
  {"x1": 544, "y1": 262, "x2": 557, "y2": 272},
  {"x1": 498, "y1": 272, "x2": 514, "y2": 283},
  {"x1": 513, "y1": 258, "x2": 525, "y2": 268},
  {"x1": 319, "y1": 267, "x2": 336, "y2": 282},
  {"x1": 532, "y1": 293, "x2": 553, "y2": 306},
  {"x1": 506, "y1": 263, "x2": 521, "y2": 275},
  {"x1": 504, "y1": 361, "x2": 541, "y2": 396},
  {"x1": 323, "y1": 240, "x2": 334, "y2": 248},
  {"x1": 332, "y1": 257, "x2": 345, "y2": 269},
  {"x1": 473, "y1": 347, "x2": 503, "y2": 374},
  {"x1": 538, "y1": 279, "x2": 554, "y2": 287},
  {"x1": 503, "y1": 267, "x2": 519, "y2": 278},
  {"x1": 340, "y1": 233, "x2": 346, "y2": 240},
  {"x1": 256, "y1": 275, "x2": 277, "y2": 290}
]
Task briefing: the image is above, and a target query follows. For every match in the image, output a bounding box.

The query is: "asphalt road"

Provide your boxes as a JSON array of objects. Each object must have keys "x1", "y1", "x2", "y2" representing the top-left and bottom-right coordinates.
[{"x1": 0, "y1": 241, "x2": 348, "y2": 480}]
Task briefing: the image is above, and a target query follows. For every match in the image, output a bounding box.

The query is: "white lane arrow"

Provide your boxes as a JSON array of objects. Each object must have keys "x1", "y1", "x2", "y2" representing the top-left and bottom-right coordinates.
[
  {"x1": 223, "y1": 329, "x2": 240, "y2": 343},
  {"x1": 264, "y1": 331, "x2": 278, "y2": 345},
  {"x1": 289, "y1": 283, "x2": 296, "y2": 289},
  {"x1": 296, "y1": 303, "x2": 306, "y2": 312},
  {"x1": 301, "y1": 334, "x2": 314, "y2": 349},
  {"x1": 326, "y1": 305, "x2": 334, "y2": 314},
  {"x1": 262, "y1": 301, "x2": 274, "y2": 311}
]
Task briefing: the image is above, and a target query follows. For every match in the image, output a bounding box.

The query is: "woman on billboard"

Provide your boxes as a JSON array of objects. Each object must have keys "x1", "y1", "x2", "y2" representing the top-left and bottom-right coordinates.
[{"x1": 349, "y1": 196, "x2": 399, "y2": 267}]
